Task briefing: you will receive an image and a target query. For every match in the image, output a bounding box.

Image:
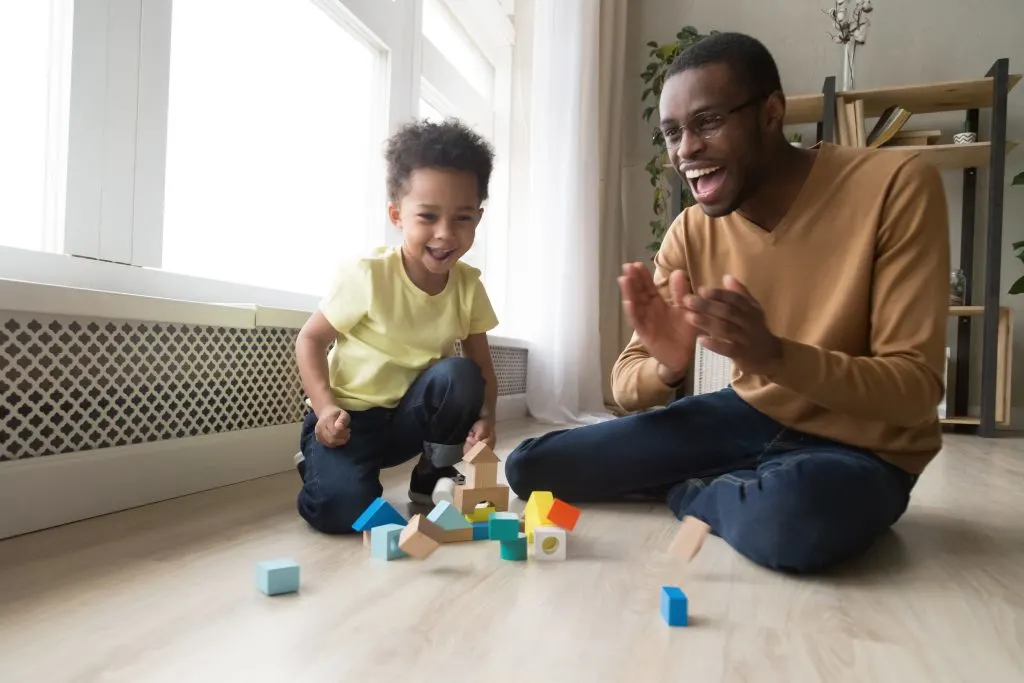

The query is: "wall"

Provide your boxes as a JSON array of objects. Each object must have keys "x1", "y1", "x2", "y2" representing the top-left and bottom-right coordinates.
[{"x1": 621, "y1": 0, "x2": 1024, "y2": 424}]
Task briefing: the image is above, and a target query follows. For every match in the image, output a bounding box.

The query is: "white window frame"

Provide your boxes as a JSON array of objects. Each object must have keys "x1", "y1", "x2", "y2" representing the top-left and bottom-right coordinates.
[{"x1": 0, "y1": 0, "x2": 515, "y2": 317}]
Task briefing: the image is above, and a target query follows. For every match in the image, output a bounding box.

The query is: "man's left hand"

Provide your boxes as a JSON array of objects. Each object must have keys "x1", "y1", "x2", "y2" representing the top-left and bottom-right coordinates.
[{"x1": 683, "y1": 275, "x2": 784, "y2": 376}]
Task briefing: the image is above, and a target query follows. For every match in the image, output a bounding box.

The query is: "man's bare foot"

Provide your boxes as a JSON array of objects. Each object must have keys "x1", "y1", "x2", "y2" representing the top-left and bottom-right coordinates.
[{"x1": 669, "y1": 516, "x2": 711, "y2": 562}]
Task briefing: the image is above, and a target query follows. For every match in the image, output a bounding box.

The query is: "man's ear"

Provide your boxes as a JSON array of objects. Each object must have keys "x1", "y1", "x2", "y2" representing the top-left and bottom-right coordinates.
[
  {"x1": 387, "y1": 202, "x2": 401, "y2": 227},
  {"x1": 763, "y1": 91, "x2": 786, "y2": 134}
]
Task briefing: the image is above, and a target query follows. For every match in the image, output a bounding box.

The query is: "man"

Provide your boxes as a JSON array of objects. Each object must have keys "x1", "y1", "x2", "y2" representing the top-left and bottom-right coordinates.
[{"x1": 504, "y1": 32, "x2": 949, "y2": 573}]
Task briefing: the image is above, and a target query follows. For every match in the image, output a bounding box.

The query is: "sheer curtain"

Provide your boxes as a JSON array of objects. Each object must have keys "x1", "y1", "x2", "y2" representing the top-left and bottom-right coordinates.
[{"x1": 506, "y1": 0, "x2": 628, "y2": 425}]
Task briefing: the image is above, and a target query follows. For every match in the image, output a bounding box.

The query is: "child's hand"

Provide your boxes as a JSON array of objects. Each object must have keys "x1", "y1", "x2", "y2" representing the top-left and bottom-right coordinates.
[
  {"x1": 315, "y1": 405, "x2": 351, "y2": 447},
  {"x1": 466, "y1": 417, "x2": 496, "y2": 451}
]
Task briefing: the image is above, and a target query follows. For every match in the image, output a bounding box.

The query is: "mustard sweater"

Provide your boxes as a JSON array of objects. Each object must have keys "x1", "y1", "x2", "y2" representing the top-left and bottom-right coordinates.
[{"x1": 612, "y1": 143, "x2": 950, "y2": 474}]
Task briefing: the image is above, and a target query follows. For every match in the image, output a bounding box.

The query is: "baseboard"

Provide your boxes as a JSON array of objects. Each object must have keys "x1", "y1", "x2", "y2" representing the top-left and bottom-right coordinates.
[
  {"x1": 0, "y1": 424, "x2": 299, "y2": 540},
  {"x1": 497, "y1": 394, "x2": 527, "y2": 421}
]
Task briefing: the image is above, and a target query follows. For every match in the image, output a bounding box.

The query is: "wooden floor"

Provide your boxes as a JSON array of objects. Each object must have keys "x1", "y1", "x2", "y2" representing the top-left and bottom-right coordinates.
[{"x1": 1, "y1": 420, "x2": 1023, "y2": 682}]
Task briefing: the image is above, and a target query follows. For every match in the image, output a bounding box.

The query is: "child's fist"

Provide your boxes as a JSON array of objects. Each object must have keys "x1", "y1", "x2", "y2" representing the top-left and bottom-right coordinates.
[
  {"x1": 315, "y1": 405, "x2": 351, "y2": 447},
  {"x1": 466, "y1": 417, "x2": 496, "y2": 451}
]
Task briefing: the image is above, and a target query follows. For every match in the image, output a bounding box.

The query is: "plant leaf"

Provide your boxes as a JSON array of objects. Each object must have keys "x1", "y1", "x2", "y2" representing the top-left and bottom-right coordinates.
[
  {"x1": 1010, "y1": 276, "x2": 1024, "y2": 295},
  {"x1": 647, "y1": 40, "x2": 658, "y2": 48},
  {"x1": 1012, "y1": 240, "x2": 1024, "y2": 250},
  {"x1": 1013, "y1": 171, "x2": 1024, "y2": 186}
]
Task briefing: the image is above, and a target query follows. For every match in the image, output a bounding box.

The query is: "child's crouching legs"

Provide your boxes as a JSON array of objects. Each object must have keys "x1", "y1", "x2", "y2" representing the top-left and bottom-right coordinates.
[{"x1": 408, "y1": 357, "x2": 485, "y2": 467}]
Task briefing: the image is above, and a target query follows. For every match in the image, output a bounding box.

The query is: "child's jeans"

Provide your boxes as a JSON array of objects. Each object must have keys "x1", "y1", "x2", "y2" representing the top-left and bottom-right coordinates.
[
  {"x1": 504, "y1": 387, "x2": 918, "y2": 573},
  {"x1": 297, "y1": 357, "x2": 484, "y2": 534}
]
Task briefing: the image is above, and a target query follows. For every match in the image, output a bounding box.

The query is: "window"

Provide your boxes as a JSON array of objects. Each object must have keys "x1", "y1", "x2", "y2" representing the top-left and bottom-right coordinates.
[
  {"x1": 419, "y1": 98, "x2": 445, "y2": 122},
  {"x1": 0, "y1": 2, "x2": 72, "y2": 253},
  {"x1": 422, "y1": 0, "x2": 494, "y2": 100},
  {"x1": 160, "y1": 0, "x2": 382, "y2": 296}
]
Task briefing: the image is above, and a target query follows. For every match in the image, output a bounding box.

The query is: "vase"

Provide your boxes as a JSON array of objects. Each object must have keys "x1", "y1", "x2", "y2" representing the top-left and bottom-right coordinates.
[
  {"x1": 842, "y1": 42, "x2": 856, "y2": 91},
  {"x1": 953, "y1": 132, "x2": 977, "y2": 145}
]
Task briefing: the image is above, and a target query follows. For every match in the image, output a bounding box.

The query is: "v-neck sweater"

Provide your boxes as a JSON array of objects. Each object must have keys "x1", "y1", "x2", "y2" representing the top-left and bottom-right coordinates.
[{"x1": 612, "y1": 143, "x2": 951, "y2": 474}]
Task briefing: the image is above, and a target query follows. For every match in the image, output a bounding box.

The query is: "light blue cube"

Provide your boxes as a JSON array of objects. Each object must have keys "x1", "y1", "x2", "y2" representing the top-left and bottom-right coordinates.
[
  {"x1": 660, "y1": 585, "x2": 688, "y2": 626},
  {"x1": 371, "y1": 523, "x2": 407, "y2": 560},
  {"x1": 255, "y1": 558, "x2": 300, "y2": 596}
]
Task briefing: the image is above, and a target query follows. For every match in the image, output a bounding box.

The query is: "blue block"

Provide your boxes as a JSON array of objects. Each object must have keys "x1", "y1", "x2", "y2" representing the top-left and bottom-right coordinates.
[
  {"x1": 472, "y1": 521, "x2": 489, "y2": 540},
  {"x1": 352, "y1": 497, "x2": 407, "y2": 532},
  {"x1": 499, "y1": 533, "x2": 527, "y2": 561},
  {"x1": 427, "y1": 500, "x2": 471, "y2": 531},
  {"x1": 371, "y1": 523, "x2": 407, "y2": 560},
  {"x1": 255, "y1": 558, "x2": 300, "y2": 596},
  {"x1": 488, "y1": 511, "x2": 520, "y2": 542},
  {"x1": 660, "y1": 586, "x2": 688, "y2": 626}
]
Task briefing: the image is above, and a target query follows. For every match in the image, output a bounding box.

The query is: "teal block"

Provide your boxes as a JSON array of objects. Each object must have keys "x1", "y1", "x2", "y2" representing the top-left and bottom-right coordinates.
[
  {"x1": 499, "y1": 533, "x2": 527, "y2": 561},
  {"x1": 660, "y1": 586, "x2": 688, "y2": 626},
  {"x1": 488, "y1": 511, "x2": 520, "y2": 542},
  {"x1": 371, "y1": 523, "x2": 407, "y2": 560},
  {"x1": 472, "y1": 521, "x2": 489, "y2": 540},
  {"x1": 255, "y1": 558, "x2": 300, "y2": 596},
  {"x1": 427, "y1": 500, "x2": 471, "y2": 531},
  {"x1": 352, "y1": 498, "x2": 406, "y2": 532}
]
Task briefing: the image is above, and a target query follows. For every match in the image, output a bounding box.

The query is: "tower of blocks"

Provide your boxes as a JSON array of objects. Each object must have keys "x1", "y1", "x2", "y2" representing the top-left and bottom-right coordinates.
[{"x1": 454, "y1": 442, "x2": 509, "y2": 515}]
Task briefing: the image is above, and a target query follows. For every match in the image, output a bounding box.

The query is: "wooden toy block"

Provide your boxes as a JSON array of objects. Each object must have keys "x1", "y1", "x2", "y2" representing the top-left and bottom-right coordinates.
[
  {"x1": 546, "y1": 499, "x2": 581, "y2": 532},
  {"x1": 524, "y1": 491, "x2": 554, "y2": 542},
  {"x1": 488, "y1": 511, "x2": 520, "y2": 542},
  {"x1": 499, "y1": 533, "x2": 527, "y2": 561},
  {"x1": 352, "y1": 497, "x2": 407, "y2": 533},
  {"x1": 669, "y1": 516, "x2": 711, "y2": 563},
  {"x1": 426, "y1": 500, "x2": 471, "y2": 531},
  {"x1": 660, "y1": 586, "x2": 688, "y2": 626},
  {"x1": 533, "y1": 525, "x2": 567, "y2": 561},
  {"x1": 363, "y1": 531, "x2": 371, "y2": 548},
  {"x1": 432, "y1": 477, "x2": 456, "y2": 505},
  {"x1": 472, "y1": 521, "x2": 489, "y2": 540},
  {"x1": 255, "y1": 558, "x2": 300, "y2": 596},
  {"x1": 370, "y1": 523, "x2": 407, "y2": 560},
  {"x1": 463, "y1": 442, "x2": 500, "y2": 488},
  {"x1": 440, "y1": 527, "x2": 474, "y2": 543},
  {"x1": 398, "y1": 514, "x2": 443, "y2": 559},
  {"x1": 464, "y1": 504, "x2": 496, "y2": 523},
  {"x1": 454, "y1": 484, "x2": 509, "y2": 515}
]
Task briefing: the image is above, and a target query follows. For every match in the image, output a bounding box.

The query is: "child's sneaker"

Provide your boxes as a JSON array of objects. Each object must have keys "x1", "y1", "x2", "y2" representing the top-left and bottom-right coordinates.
[
  {"x1": 294, "y1": 451, "x2": 306, "y2": 482},
  {"x1": 409, "y1": 459, "x2": 465, "y2": 505}
]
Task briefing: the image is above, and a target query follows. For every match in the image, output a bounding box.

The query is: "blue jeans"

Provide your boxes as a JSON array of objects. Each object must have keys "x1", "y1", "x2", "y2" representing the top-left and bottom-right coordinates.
[
  {"x1": 504, "y1": 388, "x2": 916, "y2": 573},
  {"x1": 297, "y1": 357, "x2": 484, "y2": 534}
]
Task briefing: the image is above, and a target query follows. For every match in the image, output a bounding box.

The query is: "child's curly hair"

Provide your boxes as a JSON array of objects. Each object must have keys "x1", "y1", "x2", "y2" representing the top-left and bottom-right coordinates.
[{"x1": 384, "y1": 118, "x2": 495, "y2": 204}]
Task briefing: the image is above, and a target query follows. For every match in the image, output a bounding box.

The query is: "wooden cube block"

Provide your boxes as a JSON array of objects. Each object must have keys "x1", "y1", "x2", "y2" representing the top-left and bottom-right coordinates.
[
  {"x1": 488, "y1": 511, "x2": 520, "y2": 542},
  {"x1": 370, "y1": 523, "x2": 407, "y2": 560},
  {"x1": 255, "y1": 558, "x2": 300, "y2": 596},
  {"x1": 533, "y1": 525, "x2": 566, "y2": 561},
  {"x1": 546, "y1": 499, "x2": 581, "y2": 532},
  {"x1": 499, "y1": 533, "x2": 527, "y2": 561},
  {"x1": 472, "y1": 521, "x2": 489, "y2": 540},
  {"x1": 453, "y1": 484, "x2": 509, "y2": 515},
  {"x1": 398, "y1": 514, "x2": 443, "y2": 559},
  {"x1": 660, "y1": 586, "x2": 688, "y2": 626}
]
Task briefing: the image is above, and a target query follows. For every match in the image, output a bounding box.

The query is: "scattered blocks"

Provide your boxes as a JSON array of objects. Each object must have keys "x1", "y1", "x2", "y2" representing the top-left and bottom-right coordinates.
[
  {"x1": 499, "y1": 533, "x2": 528, "y2": 561},
  {"x1": 398, "y1": 514, "x2": 443, "y2": 559},
  {"x1": 465, "y1": 504, "x2": 496, "y2": 523},
  {"x1": 533, "y1": 526, "x2": 566, "y2": 561},
  {"x1": 427, "y1": 500, "x2": 471, "y2": 531},
  {"x1": 472, "y1": 521, "x2": 489, "y2": 540},
  {"x1": 352, "y1": 498, "x2": 406, "y2": 533},
  {"x1": 524, "y1": 491, "x2": 554, "y2": 542},
  {"x1": 488, "y1": 511, "x2": 520, "y2": 542},
  {"x1": 255, "y1": 558, "x2": 300, "y2": 596},
  {"x1": 370, "y1": 523, "x2": 407, "y2": 560},
  {"x1": 546, "y1": 499, "x2": 581, "y2": 532},
  {"x1": 660, "y1": 586, "x2": 688, "y2": 626}
]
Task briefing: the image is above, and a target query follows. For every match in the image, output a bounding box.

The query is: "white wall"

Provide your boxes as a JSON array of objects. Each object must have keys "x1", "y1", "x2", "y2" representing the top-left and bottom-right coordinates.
[{"x1": 622, "y1": 0, "x2": 1024, "y2": 422}]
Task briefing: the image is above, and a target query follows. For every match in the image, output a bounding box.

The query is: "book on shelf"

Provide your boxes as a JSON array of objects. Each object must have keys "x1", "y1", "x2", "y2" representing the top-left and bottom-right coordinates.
[
  {"x1": 885, "y1": 129, "x2": 943, "y2": 146},
  {"x1": 867, "y1": 106, "x2": 913, "y2": 147}
]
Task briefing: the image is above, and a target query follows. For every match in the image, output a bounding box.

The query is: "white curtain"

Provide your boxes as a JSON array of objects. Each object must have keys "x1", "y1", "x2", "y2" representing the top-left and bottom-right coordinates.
[{"x1": 506, "y1": 0, "x2": 627, "y2": 425}]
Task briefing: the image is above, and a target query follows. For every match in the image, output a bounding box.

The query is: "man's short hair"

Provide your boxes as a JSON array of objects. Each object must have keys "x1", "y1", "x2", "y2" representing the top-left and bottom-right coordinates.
[{"x1": 666, "y1": 32, "x2": 783, "y2": 97}]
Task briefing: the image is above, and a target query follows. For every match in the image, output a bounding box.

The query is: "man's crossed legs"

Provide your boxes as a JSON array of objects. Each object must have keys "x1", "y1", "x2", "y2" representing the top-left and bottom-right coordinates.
[{"x1": 504, "y1": 388, "x2": 916, "y2": 573}]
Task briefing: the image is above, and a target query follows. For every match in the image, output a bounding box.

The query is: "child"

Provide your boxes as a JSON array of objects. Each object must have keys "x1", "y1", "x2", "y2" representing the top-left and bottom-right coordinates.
[{"x1": 293, "y1": 118, "x2": 500, "y2": 535}]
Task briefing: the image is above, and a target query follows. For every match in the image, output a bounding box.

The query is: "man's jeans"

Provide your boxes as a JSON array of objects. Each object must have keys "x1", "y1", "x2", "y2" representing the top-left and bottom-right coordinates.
[
  {"x1": 297, "y1": 357, "x2": 484, "y2": 534},
  {"x1": 504, "y1": 387, "x2": 916, "y2": 572}
]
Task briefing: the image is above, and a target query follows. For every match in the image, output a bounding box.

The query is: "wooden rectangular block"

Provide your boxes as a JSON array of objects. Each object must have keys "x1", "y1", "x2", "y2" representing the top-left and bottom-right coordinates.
[
  {"x1": 398, "y1": 514, "x2": 443, "y2": 559},
  {"x1": 471, "y1": 521, "x2": 489, "y2": 540},
  {"x1": 467, "y1": 462, "x2": 498, "y2": 489},
  {"x1": 453, "y1": 485, "x2": 509, "y2": 515},
  {"x1": 440, "y1": 527, "x2": 474, "y2": 543},
  {"x1": 660, "y1": 586, "x2": 688, "y2": 626},
  {"x1": 255, "y1": 558, "x2": 300, "y2": 596}
]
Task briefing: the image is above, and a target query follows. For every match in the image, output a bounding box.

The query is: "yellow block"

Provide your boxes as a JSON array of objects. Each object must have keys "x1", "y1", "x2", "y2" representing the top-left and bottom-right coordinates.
[
  {"x1": 464, "y1": 505, "x2": 496, "y2": 523},
  {"x1": 524, "y1": 491, "x2": 554, "y2": 543}
]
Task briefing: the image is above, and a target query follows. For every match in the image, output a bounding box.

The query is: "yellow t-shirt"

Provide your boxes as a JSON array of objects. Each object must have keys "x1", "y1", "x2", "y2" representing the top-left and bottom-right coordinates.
[{"x1": 318, "y1": 246, "x2": 499, "y2": 412}]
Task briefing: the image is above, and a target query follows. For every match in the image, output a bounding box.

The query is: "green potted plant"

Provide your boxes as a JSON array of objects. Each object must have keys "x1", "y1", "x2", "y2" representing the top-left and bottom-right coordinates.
[
  {"x1": 1008, "y1": 171, "x2": 1024, "y2": 294},
  {"x1": 640, "y1": 26, "x2": 714, "y2": 255}
]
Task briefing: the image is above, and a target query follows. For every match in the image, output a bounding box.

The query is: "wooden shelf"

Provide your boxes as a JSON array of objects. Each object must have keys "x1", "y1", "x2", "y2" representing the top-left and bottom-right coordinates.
[
  {"x1": 842, "y1": 75, "x2": 1021, "y2": 119},
  {"x1": 941, "y1": 416, "x2": 982, "y2": 426},
  {"x1": 877, "y1": 141, "x2": 1018, "y2": 169},
  {"x1": 949, "y1": 305, "x2": 985, "y2": 315},
  {"x1": 785, "y1": 94, "x2": 824, "y2": 125}
]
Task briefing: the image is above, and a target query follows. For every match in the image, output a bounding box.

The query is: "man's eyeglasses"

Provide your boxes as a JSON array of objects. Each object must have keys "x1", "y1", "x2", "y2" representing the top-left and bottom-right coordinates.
[{"x1": 659, "y1": 93, "x2": 769, "y2": 145}]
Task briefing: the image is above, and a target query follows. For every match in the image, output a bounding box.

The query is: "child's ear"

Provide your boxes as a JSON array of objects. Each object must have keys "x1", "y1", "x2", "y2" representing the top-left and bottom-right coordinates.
[{"x1": 387, "y1": 202, "x2": 401, "y2": 227}]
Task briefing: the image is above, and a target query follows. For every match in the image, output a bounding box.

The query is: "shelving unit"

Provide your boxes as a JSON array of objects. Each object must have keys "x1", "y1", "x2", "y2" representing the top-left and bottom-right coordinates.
[{"x1": 667, "y1": 61, "x2": 1019, "y2": 436}]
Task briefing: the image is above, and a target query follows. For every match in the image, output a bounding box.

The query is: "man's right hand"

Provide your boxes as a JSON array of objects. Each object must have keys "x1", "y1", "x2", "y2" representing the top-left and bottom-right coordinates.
[
  {"x1": 618, "y1": 262, "x2": 698, "y2": 377},
  {"x1": 315, "y1": 405, "x2": 351, "y2": 447}
]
